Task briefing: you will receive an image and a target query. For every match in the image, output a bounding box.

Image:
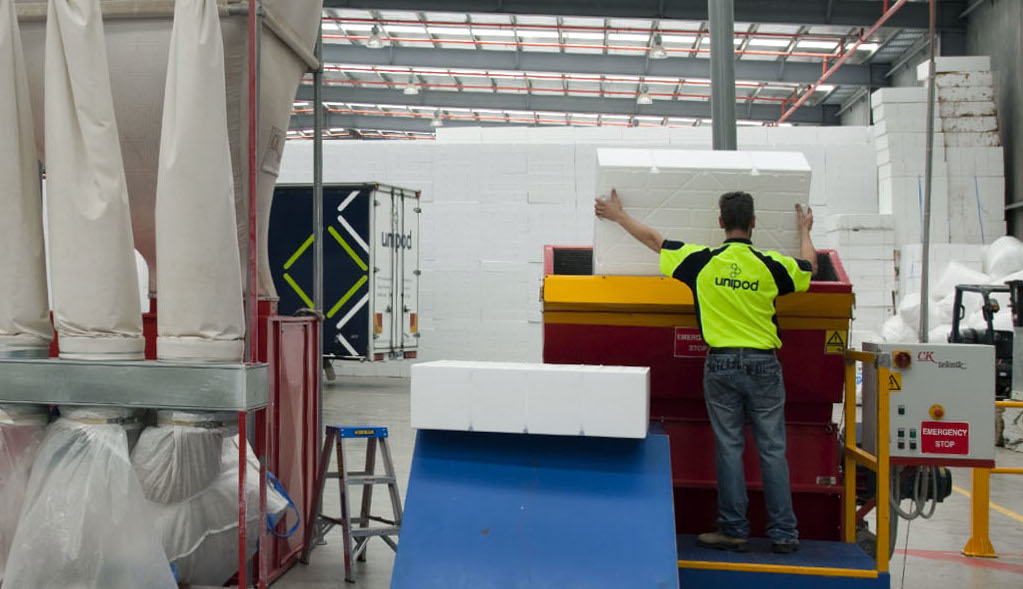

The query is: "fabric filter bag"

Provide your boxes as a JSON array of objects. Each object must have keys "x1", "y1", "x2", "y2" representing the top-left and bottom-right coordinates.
[
  {"x1": 43, "y1": 0, "x2": 144, "y2": 360},
  {"x1": 0, "y1": 0, "x2": 52, "y2": 358},
  {"x1": 144, "y1": 417, "x2": 288, "y2": 586},
  {"x1": 0, "y1": 404, "x2": 49, "y2": 582},
  {"x1": 3, "y1": 407, "x2": 176, "y2": 589}
]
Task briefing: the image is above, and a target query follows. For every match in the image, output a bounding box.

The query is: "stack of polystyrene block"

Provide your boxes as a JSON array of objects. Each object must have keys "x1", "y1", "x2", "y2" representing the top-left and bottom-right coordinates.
[
  {"x1": 824, "y1": 214, "x2": 897, "y2": 333},
  {"x1": 593, "y1": 148, "x2": 812, "y2": 276},
  {"x1": 410, "y1": 361, "x2": 650, "y2": 439},
  {"x1": 916, "y1": 56, "x2": 1006, "y2": 244},
  {"x1": 871, "y1": 87, "x2": 950, "y2": 247},
  {"x1": 897, "y1": 242, "x2": 986, "y2": 300}
]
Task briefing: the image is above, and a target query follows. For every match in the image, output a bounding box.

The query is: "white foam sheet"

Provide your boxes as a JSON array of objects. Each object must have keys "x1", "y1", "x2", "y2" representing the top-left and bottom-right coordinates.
[
  {"x1": 411, "y1": 361, "x2": 650, "y2": 439},
  {"x1": 0, "y1": 0, "x2": 50, "y2": 357},
  {"x1": 155, "y1": 0, "x2": 244, "y2": 362},
  {"x1": 43, "y1": 0, "x2": 143, "y2": 359},
  {"x1": 593, "y1": 149, "x2": 811, "y2": 276}
]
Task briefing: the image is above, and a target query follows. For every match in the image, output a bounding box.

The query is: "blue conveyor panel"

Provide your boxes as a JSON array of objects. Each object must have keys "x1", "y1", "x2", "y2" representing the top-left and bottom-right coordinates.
[{"x1": 391, "y1": 430, "x2": 679, "y2": 589}]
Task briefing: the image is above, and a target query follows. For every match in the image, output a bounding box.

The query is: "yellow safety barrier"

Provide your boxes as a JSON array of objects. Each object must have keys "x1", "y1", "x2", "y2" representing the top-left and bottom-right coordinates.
[
  {"x1": 842, "y1": 350, "x2": 892, "y2": 575},
  {"x1": 961, "y1": 399, "x2": 1023, "y2": 558}
]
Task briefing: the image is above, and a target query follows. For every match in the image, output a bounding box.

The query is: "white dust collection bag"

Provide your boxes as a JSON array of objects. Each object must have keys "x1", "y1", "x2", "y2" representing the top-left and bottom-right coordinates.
[
  {"x1": 155, "y1": 0, "x2": 245, "y2": 362},
  {"x1": 132, "y1": 411, "x2": 229, "y2": 504},
  {"x1": 0, "y1": 404, "x2": 48, "y2": 581},
  {"x1": 0, "y1": 0, "x2": 51, "y2": 358},
  {"x1": 146, "y1": 428, "x2": 288, "y2": 586},
  {"x1": 43, "y1": 0, "x2": 143, "y2": 360},
  {"x1": 3, "y1": 407, "x2": 176, "y2": 589}
]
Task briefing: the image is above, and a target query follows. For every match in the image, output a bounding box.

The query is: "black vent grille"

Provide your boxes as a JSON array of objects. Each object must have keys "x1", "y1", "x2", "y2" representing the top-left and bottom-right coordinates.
[{"x1": 552, "y1": 248, "x2": 593, "y2": 275}]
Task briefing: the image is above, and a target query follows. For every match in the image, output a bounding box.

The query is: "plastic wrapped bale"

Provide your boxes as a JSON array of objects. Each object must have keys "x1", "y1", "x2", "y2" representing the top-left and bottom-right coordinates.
[
  {"x1": 132, "y1": 411, "x2": 230, "y2": 503},
  {"x1": 146, "y1": 425, "x2": 289, "y2": 586},
  {"x1": 0, "y1": 404, "x2": 48, "y2": 581},
  {"x1": 882, "y1": 315, "x2": 918, "y2": 343},
  {"x1": 3, "y1": 407, "x2": 176, "y2": 589},
  {"x1": 930, "y1": 261, "x2": 991, "y2": 300},
  {"x1": 983, "y1": 236, "x2": 1023, "y2": 279}
]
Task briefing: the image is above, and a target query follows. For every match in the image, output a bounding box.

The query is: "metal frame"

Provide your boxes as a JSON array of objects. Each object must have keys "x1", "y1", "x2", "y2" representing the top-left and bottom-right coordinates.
[{"x1": 842, "y1": 349, "x2": 892, "y2": 576}]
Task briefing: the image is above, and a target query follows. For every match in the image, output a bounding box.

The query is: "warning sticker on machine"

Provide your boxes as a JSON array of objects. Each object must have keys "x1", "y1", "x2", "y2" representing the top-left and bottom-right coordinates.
[
  {"x1": 920, "y1": 421, "x2": 969, "y2": 455},
  {"x1": 824, "y1": 330, "x2": 846, "y2": 354},
  {"x1": 674, "y1": 327, "x2": 709, "y2": 358},
  {"x1": 888, "y1": 373, "x2": 902, "y2": 392}
]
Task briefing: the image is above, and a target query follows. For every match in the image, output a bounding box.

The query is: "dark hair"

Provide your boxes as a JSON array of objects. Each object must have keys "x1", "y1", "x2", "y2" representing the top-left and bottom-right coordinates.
[{"x1": 718, "y1": 191, "x2": 755, "y2": 231}]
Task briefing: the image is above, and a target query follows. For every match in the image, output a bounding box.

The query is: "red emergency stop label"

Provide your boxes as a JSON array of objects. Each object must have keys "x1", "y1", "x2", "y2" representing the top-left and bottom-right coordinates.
[
  {"x1": 920, "y1": 421, "x2": 969, "y2": 455},
  {"x1": 674, "y1": 327, "x2": 708, "y2": 358}
]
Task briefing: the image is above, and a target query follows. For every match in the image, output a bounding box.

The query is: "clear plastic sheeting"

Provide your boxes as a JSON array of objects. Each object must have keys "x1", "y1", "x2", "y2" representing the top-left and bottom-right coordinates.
[
  {"x1": 0, "y1": 404, "x2": 47, "y2": 582},
  {"x1": 148, "y1": 431, "x2": 288, "y2": 586},
  {"x1": 43, "y1": 0, "x2": 143, "y2": 360},
  {"x1": 4, "y1": 407, "x2": 176, "y2": 589},
  {"x1": 155, "y1": 0, "x2": 244, "y2": 362},
  {"x1": 0, "y1": 0, "x2": 51, "y2": 358},
  {"x1": 132, "y1": 410, "x2": 230, "y2": 504}
]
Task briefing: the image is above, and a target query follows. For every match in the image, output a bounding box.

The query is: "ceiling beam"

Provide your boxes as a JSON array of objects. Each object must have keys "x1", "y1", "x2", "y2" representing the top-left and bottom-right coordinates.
[
  {"x1": 295, "y1": 85, "x2": 839, "y2": 124},
  {"x1": 291, "y1": 112, "x2": 500, "y2": 133},
  {"x1": 322, "y1": 1, "x2": 968, "y2": 29},
  {"x1": 322, "y1": 44, "x2": 890, "y2": 87}
]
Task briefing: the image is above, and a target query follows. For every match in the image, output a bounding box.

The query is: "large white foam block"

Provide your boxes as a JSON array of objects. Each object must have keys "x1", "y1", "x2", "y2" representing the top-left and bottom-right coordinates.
[
  {"x1": 593, "y1": 149, "x2": 812, "y2": 276},
  {"x1": 411, "y1": 361, "x2": 650, "y2": 439}
]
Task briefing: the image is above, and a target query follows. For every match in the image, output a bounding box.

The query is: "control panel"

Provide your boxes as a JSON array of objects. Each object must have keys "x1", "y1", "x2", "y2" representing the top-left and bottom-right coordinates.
[{"x1": 862, "y1": 342, "x2": 995, "y2": 467}]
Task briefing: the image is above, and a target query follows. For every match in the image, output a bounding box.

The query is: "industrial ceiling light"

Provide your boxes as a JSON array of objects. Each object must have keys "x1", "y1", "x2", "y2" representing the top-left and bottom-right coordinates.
[
  {"x1": 649, "y1": 34, "x2": 668, "y2": 59},
  {"x1": 367, "y1": 25, "x2": 386, "y2": 49},
  {"x1": 403, "y1": 77, "x2": 420, "y2": 95},
  {"x1": 430, "y1": 112, "x2": 444, "y2": 127},
  {"x1": 637, "y1": 85, "x2": 653, "y2": 105}
]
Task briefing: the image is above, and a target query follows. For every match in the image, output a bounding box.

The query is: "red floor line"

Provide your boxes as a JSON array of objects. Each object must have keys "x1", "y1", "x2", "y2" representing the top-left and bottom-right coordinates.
[{"x1": 896, "y1": 549, "x2": 1023, "y2": 574}]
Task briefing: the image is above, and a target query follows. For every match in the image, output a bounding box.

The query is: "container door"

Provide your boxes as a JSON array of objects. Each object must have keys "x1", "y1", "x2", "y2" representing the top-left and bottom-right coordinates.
[
  {"x1": 268, "y1": 184, "x2": 373, "y2": 359},
  {"x1": 372, "y1": 188, "x2": 397, "y2": 356},
  {"x1": 399, "y1": 192, "x2": 421, "y2": 354}
]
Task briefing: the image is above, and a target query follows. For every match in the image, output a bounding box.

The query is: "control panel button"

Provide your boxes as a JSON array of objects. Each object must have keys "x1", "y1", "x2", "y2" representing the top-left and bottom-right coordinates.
[
  {"x1": 897, "y1": 441, "x2": 905, "y2": 450},
  {"x1": 929, "y1": 404, "x2": 945, "y2": 420},
  {"x1": 909, "y1": 428, "x2": 917, "y2": 439},
  {"x1": 897, "y1": 428, "x2": 906, "y2": 438},
  {"x1": 909, "y1": 441, "x2": 917, "y2": 450},
  {"x1": 898, "y1": 405, "x2": 906, "y2": 415}
]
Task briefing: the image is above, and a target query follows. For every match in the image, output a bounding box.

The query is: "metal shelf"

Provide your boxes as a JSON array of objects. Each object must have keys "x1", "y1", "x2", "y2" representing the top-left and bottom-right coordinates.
[{"x1": 0, "y1": 359, "x2": 268, "y2": 411}]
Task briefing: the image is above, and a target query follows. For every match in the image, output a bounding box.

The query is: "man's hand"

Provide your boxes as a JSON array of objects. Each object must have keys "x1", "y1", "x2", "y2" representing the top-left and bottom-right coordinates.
[
  {"x1": 795, "y1": 204, "x2": 818, "y2": 277},
  {"x1": 795, "y1": 203, "x2": 813, "y2": 234},
  {"x1": 595, "y1": 188, "x2": 663, "y2": 253},
  {"x1": 595, "y1": 189, "x2": 625, "y2": 223}
]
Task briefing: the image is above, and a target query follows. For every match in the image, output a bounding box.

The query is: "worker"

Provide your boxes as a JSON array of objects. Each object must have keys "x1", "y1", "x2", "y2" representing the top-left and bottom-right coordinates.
[{"x1": 595, "y1": 189, "x2": 817, "y2": 555}]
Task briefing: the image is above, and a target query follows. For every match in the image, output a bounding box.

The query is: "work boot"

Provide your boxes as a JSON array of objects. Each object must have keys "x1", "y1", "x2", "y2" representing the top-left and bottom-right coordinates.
[
  {"x1": 696, "y1": 531, "x2": 749, "y2": 552},
  {"x1": 772, "y1": 540, "x2": 800, "y2": 554}
]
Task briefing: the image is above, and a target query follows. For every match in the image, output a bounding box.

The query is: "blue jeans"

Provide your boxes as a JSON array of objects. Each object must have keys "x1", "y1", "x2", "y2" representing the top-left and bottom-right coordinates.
[{"x1": 703, "y1": 350, "x2": 798, "y2": 543}]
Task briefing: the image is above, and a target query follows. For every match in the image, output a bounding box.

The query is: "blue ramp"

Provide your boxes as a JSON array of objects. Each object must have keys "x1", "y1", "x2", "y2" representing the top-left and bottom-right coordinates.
[{"x1": 391, "y1": 430, "x2": 679, "y2": 589}]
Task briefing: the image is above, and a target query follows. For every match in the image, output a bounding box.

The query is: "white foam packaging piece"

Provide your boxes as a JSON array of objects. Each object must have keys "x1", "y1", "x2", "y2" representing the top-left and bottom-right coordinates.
[
  {"x1": 917, "y1": 56, "x2": 991, "y2": 80},
  {"x1": 411, "y1": 361, "x2": 650, "y2": 439},
  {"x1": 593, "y1": 148, "x2": 811, "y2": 276}
]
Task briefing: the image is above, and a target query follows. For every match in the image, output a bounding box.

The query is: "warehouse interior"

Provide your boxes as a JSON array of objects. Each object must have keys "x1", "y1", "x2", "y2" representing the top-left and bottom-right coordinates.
[{"x1": 1, "y1": 1, "x2": 1023, "y2": 588}]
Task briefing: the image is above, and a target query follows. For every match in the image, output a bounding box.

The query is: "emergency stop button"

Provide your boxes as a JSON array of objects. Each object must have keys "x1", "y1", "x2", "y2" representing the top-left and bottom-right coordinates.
[{"x1": 929, "y1": 404, "x2": 945, "y2": 420}]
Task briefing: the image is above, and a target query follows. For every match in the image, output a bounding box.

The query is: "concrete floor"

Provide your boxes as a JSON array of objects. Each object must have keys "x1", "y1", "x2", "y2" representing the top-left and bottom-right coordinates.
[{"x1": 276, "y1": 377, "x2": 1023, "y2": 589}]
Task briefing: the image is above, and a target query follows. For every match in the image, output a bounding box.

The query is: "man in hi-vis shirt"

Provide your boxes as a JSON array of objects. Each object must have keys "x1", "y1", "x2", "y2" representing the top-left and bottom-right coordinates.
[{"x1": 595, "y1": 189, "x2": 817, "y2": 554}]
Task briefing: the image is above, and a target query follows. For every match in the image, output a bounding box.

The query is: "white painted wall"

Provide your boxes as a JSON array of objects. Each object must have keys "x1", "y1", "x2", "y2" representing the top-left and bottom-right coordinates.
[{"x1": 278, "y1": 125, "x2": 878, "y2": 376}]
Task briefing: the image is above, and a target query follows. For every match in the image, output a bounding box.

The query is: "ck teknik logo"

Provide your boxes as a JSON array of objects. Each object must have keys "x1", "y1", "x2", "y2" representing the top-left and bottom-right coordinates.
[{"x1": 715, "y1": 262, "x2": 760, "y2": 291}]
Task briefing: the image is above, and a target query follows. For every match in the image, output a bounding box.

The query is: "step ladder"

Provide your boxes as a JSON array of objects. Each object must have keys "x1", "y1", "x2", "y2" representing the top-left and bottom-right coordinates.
[{"x1": 301, "y1": 425, "x2": 403, "y2": 582}]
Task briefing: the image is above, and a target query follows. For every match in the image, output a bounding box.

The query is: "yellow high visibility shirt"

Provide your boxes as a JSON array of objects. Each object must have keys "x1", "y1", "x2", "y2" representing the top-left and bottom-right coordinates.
[{"x1": 660, "y1": 237, "x2": 813, "y2": 349}]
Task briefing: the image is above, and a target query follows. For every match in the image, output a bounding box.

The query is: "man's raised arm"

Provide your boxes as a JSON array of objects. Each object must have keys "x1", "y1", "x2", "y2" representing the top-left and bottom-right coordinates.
[{"x1": 595, "y1": 189, "x2": 664, "y2": 253}]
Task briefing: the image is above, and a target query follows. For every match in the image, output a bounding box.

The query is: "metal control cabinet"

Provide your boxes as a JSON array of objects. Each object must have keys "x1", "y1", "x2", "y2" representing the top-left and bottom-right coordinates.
[
  {"x1": 863, "y1": 342, "x2": 995, "y2": 467},
  {"x1": 269, "y1": 183, "x2": 421, "y2": 361}
]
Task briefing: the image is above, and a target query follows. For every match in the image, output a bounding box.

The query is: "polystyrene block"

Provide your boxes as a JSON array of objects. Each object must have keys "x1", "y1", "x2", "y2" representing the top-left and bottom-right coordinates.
[
  {"x1": 917, "y1": 56, "x2": 992, "y2": 80},
  {"x1": 939, "y1": 100, "x2": 996, "y2": 118},
  {"x1": 937, "y1": 85, "x2": 995, "y2": 103},
  {"x1": 944, "y1": 132, "x2": 1001, "y2": 148},
  {"x1": 871, "y1": 87, "x2": 926, "y2": 105},
  {"x1": 940, "y1": 116, "x2": 999, "y2": 133},
  {"x1": 593, "y1": 149, "x2": 811, "y2": 275},
  {"x1": 935, "y1": 71, "x2": 995, "y2": 89},
  {"x1": 410, "y1": 361, "x2": 650, "y2": 438}
]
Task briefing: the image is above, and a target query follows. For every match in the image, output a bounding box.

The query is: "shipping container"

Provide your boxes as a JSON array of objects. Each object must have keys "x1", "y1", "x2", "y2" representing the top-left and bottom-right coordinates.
[{"x1": 269, "y1": 183, "x2": 421, "y2": 361}]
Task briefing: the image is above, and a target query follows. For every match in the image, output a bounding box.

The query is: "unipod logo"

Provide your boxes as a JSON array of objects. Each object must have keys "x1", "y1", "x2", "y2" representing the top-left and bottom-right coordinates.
[
  {"x1": 715, "y1": 264, "x2": 759, "y2": 291},
  {"x1": 917, "y1": 351, "x2": 967, "y2": 370},
  {"x1": 382, "y1": 231, "x2": 414, "y2": 250}
]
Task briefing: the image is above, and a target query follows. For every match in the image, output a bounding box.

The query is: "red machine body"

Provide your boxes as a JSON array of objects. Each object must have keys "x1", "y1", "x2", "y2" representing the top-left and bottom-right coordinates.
[{"x1": 542, "y1": 247, "x2": 853, "y2": 540}]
